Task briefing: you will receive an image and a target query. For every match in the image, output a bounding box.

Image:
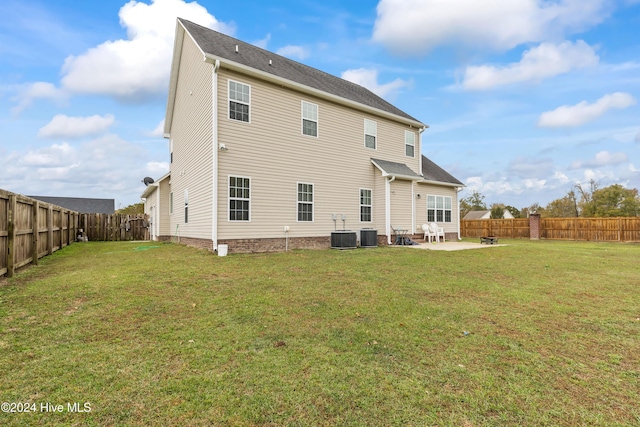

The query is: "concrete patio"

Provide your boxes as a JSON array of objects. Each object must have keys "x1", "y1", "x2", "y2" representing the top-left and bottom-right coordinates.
[{"x1": 394, "y1": 240, "x2": 507, "y2": 251}]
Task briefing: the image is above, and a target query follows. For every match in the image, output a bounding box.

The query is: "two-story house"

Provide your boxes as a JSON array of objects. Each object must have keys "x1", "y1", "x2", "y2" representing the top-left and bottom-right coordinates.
[{"x1": 142, "y1": 18, "x2": 464, "y2": 253}]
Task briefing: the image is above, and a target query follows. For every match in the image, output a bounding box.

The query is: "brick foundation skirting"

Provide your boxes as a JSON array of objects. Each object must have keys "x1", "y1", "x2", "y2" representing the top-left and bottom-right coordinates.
[{"x1": 158, "y1": 234, "x2": 391, "y2": 253}]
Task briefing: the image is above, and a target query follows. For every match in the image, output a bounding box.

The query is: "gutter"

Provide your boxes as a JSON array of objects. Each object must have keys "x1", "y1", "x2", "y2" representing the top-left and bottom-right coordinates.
[{"x1": 385, "y1": 176, "x2": 396, "y2": 245}]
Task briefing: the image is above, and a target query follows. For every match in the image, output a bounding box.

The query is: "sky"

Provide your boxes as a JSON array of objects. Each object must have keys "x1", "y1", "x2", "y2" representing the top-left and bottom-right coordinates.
[{"x1": 1, "y1": 0, "x2": 639, "y2": 210}]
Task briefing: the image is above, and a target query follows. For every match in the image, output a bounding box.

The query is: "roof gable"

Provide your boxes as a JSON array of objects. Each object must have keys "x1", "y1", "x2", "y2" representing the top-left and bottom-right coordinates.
[{"x1": 175, "y1": 19, "x2": 423, "y2": 126}]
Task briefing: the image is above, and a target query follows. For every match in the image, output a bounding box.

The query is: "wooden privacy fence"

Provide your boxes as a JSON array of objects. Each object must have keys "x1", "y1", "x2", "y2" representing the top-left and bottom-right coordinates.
[
  {"x1": 461, "y1": 218, "x2": 531, "y2": 239},
  {"x1": 79, "y1": 213, "x2": 149, "y2": 242},
  {"x1": 541, "y1": 217, "x2": 640, "y2": 242},
  {"x1": 2, "y1": 188, "x2": 150, "y2": 278},
  {"x1": 461, "y1": 217, "x2": 640, "y2": 242},
  {"x1": 1, "y1": 189, "x2": 79, "y2": 278}
]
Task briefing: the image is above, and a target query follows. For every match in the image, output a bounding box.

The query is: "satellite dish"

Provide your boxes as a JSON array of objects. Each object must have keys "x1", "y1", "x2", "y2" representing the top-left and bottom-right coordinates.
[{"x1": 142, "y1": 177, "x2": 155, "y2": 186}]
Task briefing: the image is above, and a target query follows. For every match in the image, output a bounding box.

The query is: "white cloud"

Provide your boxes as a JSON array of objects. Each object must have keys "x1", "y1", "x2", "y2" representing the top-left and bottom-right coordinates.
[
  {"x1": 276, "y1": 45, "x2": 309, "y2": 60},
  {"x1": 60, "y1": 0, "x2": 233, "y2": 102},
  {"x1": 523, "y1": 178, "x2": 547, "y2": 190},
  {"x1": 11, "y1": 82, "x2": 68, "y2": 114},
  {"x1": 38, "y1": 114, "x2": 115, "y2": 139},
  {"x1": 146, "y1": 161, "x2": 170, "y2": 175},
  {"x1": 148, "y1": 119, "x2": 165, "y2": 137},
  {"x1": 253, "y1": 33, "x2": 271, "y2": 49},
  {"x1": 23, "y1": 142, "x2": 74, "y2": 167},
  {"x1": 372, "y1": 0, "x2": 610, "y2": 55},
  {"x1": 553, "y1": 171, "x2": 570, "y2": 184},
  {"x1": 569, "y1": 151, "x2": 629, "y2": 169},
  {"x1": 538, "y1": 92, "x2": 637, "y2": 128},
  {"x1": 462, "y1": 40, "x2": 598, "y2": 90},
  {"x1": 341, "y1": 68, "x2": 409, "y2": 98}
]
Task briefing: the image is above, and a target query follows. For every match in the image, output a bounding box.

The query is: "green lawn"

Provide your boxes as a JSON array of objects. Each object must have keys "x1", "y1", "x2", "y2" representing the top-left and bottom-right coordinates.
[{"x1": 1, "y1": 240, "x2": 639, "y2": 426}]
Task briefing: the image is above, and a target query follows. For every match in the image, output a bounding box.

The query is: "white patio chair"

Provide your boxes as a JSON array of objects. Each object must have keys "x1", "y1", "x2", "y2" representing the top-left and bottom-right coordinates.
[
  {"x1": 422, "y1": 223, "x2": 436, "y2": 243},
  {"x1": 430, "y1": 222, "x2": 445, "y2": 243}
]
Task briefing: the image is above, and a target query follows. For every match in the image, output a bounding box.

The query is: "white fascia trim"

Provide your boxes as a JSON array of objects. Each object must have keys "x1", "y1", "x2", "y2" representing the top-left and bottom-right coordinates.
[
  {"x1": 204, "y1": 54, "x2": 427, "y2": 129},
  {"x1": 419, "y1": 180, "x2": 466, "y2": 188}
]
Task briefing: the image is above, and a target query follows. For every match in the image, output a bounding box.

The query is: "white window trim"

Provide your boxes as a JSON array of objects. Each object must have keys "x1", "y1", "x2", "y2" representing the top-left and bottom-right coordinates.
[
  {"x1": 301, "y1": 100, "x2": 319, "y2": 138},
  {"x1": 228, "y1": 79, "x2": 251, "y2": 124},
  {"x1": 427, "y1": 195, "x2": 452, "y2": 223},
  {"x1": 228, "y1": 175, "x2": 251, "y2": 222},
  {"x1": 364, "y1": 119, "x2": 377, "y2": 150},
  {"x1": 296, "y1": 182, "x2": 314, "y2": 222},
  {"x1": 359, "y1": 188, "x2": 373, "y2": 222}
]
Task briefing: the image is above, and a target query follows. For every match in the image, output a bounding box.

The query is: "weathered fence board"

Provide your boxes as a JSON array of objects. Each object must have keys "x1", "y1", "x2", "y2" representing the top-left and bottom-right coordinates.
[
  {"x1": 79, "y1": 213, "x2": 148, "y2": 242},
  {"x1": 462, "y1": 217, "x2": 640, "y2": 242}
]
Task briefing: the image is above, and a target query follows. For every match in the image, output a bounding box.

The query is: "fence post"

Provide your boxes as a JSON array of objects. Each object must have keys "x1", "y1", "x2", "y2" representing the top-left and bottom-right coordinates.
[
  {"x1": 47, "y1": 206, "x2": 53, "y2": 255},
  {"x1": 32, "y1": 201, "x2": 39, "y2": 266},
  {"x1": 7, "y1": 194, "x2": 16, "y2": 278},
  {"x1": 529, "y1": 214, "x2": 541, "y2": 240}
]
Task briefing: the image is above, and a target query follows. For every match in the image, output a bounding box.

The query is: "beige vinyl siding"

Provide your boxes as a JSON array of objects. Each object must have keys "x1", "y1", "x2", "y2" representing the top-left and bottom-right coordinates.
[
  {"x1": 389, "y1": 180, "x2": 413, "y2": 231},
  {"x1": 216, "y1": 68, "x2": 422, "y2": 240},
  {"x1": 168, "y1": 33, "x2": 214, "y2": 240},
  {"x1": 415, "y1": 183, "x2": 459, "y2": 233},
  {"x1": 158, "y1": 178, "x2": 171, "y2": 236}
]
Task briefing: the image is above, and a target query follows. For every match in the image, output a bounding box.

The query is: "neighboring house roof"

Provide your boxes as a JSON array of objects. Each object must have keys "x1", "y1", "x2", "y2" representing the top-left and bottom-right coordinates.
[
  {"x1": 421, "y1": 155, "x2": 464, "y2": 187},
  {"x1": 463, "y1": 209, "x2": 514, "y2": 220},
  {"x1": 463, "y1": 210, "x2": 491, "y2": 220},
  {"x1": 165, "y1": 19, "x2": 425, "y2": 136},
  {"x1": 28, "y1": 196, "x2": 115, "y2": 214},
  {"x1": 371, "y1": 158, "x2": 422, "y2": 181}
]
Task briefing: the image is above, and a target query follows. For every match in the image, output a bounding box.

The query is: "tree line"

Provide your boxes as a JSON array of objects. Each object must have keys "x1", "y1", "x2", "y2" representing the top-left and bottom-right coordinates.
[{"x1": 461, "y1": 180, "x2": 640, "y2": 219}]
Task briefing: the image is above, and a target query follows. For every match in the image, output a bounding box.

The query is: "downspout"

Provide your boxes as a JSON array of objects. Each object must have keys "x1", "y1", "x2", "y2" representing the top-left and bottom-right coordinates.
[
  {"x1": 385, "y1": 175, "x2": 396, "y2": 244},
  {"x1": 417, "y1": 126, "x2": 427, "y2": 238},
  {"x1": 212, "y1": 59, "x2": 220, "y2": 251},
  {"x1": 456, "y1": 186, "x2": 463, "y2": 240}
]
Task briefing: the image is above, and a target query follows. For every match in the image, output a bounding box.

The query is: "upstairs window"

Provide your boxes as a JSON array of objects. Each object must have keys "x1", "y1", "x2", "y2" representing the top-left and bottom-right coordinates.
[
  {"x1": 302, "y1": 101, "x2": 318, "y2": 137},
  {"x1": 229, "y1": 176, "x2": 250, "y2": 221},
  {"x1": 405, "y1": 130, "x2": 415, "y2": 157},
  {"x1": 297, "y1": 183, "x2": 314, "y2": 221},
  {"x1": 229, "y1": 80, "x2": 250, "y2": 122},
  {"x1": 364, "y1": 119, "x2": 377, "y2": 149}
]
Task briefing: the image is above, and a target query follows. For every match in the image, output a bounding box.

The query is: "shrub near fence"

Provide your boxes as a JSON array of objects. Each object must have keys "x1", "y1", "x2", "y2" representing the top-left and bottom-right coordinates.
[
  {"x1": 461, "y1": 217, "x2": 640, "y2": 242},
  {"x1": 1, "y1": 189, "x2": 79, "y2": 278}
]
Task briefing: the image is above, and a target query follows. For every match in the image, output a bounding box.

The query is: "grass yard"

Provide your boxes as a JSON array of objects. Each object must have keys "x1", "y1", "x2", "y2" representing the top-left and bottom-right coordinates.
[{"x1": 1, "y1": 240, "x2": 639, "y2": 426}]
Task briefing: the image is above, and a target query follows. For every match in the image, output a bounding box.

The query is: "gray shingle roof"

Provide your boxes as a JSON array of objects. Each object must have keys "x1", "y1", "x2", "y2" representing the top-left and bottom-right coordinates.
[
  {"x1": 179, "y1": 18, "x2": 422, "y2": 124},
  {"x1": 371, "y1": 158, "x2": 422, "y2": 179},
  {"x1": 421, "y1": 155, "x2": 464, "y2": 186},
  {"x1": 463, "y1": 210, "x2": 491, "y2": 220},
  {"x1": 28, "y1": 196, "x2": 115, "y2": 214}
]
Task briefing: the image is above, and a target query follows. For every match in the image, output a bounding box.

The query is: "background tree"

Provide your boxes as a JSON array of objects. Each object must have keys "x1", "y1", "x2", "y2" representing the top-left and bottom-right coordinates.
[
  {"x1": 490, "y1": 204, "x2": 505, "y2": 219},
  {"x1": 521, "y1": 203, "x2": 545, "y2": 218},
  {"x1": 460, "y1": 190, "x2": 487, "y2": 219},
  {"x1": 575, "y1": 179, "x2": 599, "y2": 217},
  {"x1": 545, "y1": 190, "x2": 579, "y2": 217},
  {"x1": 591, "y1": 185, "x2": 640, "y2": 217},
  {"x1": 116, "y1": 202, "x2": 144, "y2": 215}
]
